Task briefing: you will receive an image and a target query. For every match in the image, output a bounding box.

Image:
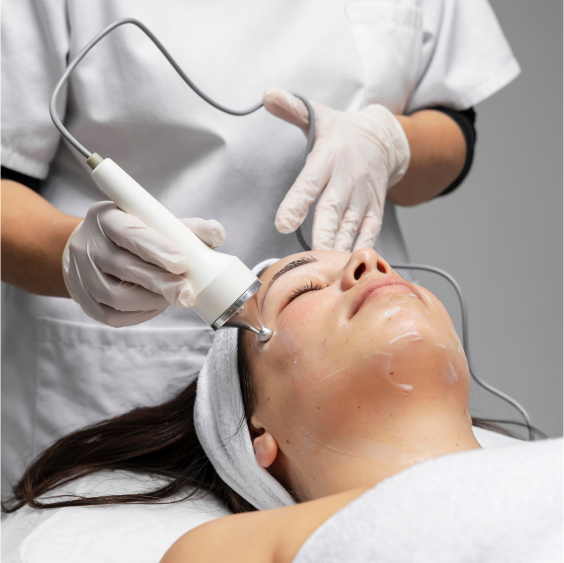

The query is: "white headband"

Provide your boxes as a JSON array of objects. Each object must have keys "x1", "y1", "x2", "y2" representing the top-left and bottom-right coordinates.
[{"x1": 194, "y1": 258, "x2": 295, "y2": 510}]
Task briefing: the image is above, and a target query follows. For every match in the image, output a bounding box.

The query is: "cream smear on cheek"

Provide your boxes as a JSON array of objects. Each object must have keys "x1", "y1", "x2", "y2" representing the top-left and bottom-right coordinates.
[
  {"x1": 320, "y1": 350, "x2": 394, "y2": 383},
  {"x1": 434, "y1": 343, "x2": 459, "y2": 386},
  {"x1": 318, "y1": 303, "x2": 425, "y2": 394},
  {"x1": 410, "y1": 290, "x2": 432, "y2": 315},
  {"x1": 316, "y1": 289, "x2": 465, "y2": 396},
  {"x1": 273, "y1": 287, "x2": 467, "y2": 467},
  {"x1": 278, "y1": 315, "x2": 302, "y2": 374},
  {"x1": 265, "y1": 283, "x2": 345, "y2": 377},
  {"x1": 383, "y1": 306, "x2": 402, "y2": 320}
]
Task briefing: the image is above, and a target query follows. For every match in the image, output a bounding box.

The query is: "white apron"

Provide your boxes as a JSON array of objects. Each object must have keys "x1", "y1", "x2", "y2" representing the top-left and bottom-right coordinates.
[{"x1": 1, "y1": 0, "x2": 519, "y2": 494}]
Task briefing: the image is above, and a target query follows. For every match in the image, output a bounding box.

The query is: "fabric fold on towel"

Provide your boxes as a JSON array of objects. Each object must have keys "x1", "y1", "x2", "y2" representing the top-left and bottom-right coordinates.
[
  {"x1": 293, "y1": 438, "x2": 563, "y2": 563},
  {"x1": 194, "y1": 258, "x2": 295, "y2": 511}
]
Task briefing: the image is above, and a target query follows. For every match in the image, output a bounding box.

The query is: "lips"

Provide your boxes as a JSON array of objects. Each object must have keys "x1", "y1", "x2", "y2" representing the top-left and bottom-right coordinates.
[{"x1": 350, "y1": 276, "x2": 417, "y2": 318}]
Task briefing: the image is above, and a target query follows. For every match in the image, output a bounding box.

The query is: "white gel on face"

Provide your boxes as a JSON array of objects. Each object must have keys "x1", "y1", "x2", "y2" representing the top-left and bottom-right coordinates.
[
  {"x1": 383, "y1": 306, "x2": 402, "y2": 320},
  {"x1": 435, "y1": 343, "x2": 459, "y2": 386},
  {"x1": 320, "y1": 350, "x2": 392, "y2": 383},
  {"x1": 378, "y1": 351, "x2": 414, "y2": 394},
  {"x1": 419, "y1": 289, "x2": 433, "y2": 313},
  {"x1": 324, "y1": 444, "x2": 376, "y2": 461},
  {"x1": 324, "y1": 436, "x2": 397, "y2": 461},
  {"x1": 449, "y1": 325, "x2": 464, "y2": 348},
  {"x1": 404, "y1": 310, "x2": 426, "y2": 320},
  {"x1": 300, "y1": 432, "x2": 318, "y2": 452},
  {"x1": 276, "y1": 317, "x2": 302, "y2": 372},
  {"x1": 319, "y1": 363, "x2": 353, "y2": 383},
  {"x1": 388, "y1": 331, "x2": 423, "y2": 346},
  {"x1": 324, "y1": 439, "x2": 427, "y2": 466}
]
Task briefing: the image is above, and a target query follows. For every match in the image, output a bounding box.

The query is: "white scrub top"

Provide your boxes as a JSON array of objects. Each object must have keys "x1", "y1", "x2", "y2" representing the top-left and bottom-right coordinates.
[{"x1": 1, "y1": 0, "x2": 519, "y2": 495}]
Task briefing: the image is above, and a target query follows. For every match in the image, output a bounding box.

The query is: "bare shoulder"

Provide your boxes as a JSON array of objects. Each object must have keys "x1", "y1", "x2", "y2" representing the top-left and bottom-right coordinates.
[
  {"x1": 161, "y1": 488, "x2": 368, "y2": 563},
  {"x1": 160, "y1": 508, "x2": 281, "y2": 563}
]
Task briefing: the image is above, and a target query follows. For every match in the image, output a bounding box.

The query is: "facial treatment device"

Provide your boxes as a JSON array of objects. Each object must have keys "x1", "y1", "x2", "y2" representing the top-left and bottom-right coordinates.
[
  {"x1": 49, "y1": 18, "x2": 315, "y2": 342},
  {"x1": 51, "y1": 18, "x2": 534, "y2": 438},
  {"x1": 83, "y1": 153, "x2": 271, "y2": 341}
]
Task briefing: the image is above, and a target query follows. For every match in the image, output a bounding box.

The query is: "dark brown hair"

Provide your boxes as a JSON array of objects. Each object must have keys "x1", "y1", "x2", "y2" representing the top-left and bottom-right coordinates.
[
  {"x1": 2, "y1": 329, "x2": 255, "y2": 514},
  {"x1": 2, "y1": 328, "x2": 544, "y2": 514}
]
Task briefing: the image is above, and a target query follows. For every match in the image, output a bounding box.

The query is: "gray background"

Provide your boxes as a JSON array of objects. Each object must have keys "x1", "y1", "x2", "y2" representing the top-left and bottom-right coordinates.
[
  {"x1": 1, "y1": 2, "x2": 560, "y2": 443},
  {"x1": 397, "y1": 0, "x2": 563, "y2": 438}
]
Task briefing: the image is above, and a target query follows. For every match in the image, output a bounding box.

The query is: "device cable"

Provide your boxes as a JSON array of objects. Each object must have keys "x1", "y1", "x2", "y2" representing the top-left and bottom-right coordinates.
[
  {"x1": 50, "y1": 18, "x2": 532, "y2": 440},
  {"x1": 390, "y1": 263, "x2": 534, "y2": 440},
  {"x1": 290, "y1": 99, "x2": 534, "y2": 439},
  {"x1": 49, "y1": 17, "x2": 264, "y2": 159}
]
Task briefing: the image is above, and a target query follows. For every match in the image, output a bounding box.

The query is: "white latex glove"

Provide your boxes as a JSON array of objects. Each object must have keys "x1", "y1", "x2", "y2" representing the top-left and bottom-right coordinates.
[
  {"x1": 62, "y1": 201, "x2": 226, "y2": 328},
  {"x1": 263, "y1": 87, "x2": 411, "y2": 251}
]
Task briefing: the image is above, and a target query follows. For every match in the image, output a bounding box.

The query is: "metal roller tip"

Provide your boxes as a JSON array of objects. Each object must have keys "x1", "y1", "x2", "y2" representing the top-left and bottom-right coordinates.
[{"x1": 257, "y1": 327, "x2": 273, "y2": 342}]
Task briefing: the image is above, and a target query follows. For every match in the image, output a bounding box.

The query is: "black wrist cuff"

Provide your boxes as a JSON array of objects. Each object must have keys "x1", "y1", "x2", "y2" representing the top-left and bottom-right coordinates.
[
  {"x1": 427, "y1": 106, "x2": 476, "y2": 197},
  {"x1": 1, "y1": 166, "x2": 42, "y2": 193}
]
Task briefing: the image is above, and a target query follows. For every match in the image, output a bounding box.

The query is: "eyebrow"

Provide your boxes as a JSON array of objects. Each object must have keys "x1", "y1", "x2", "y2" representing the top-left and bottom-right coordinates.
[{"x1": 260, "y1": 256, "x2": 318, "y2": 311}]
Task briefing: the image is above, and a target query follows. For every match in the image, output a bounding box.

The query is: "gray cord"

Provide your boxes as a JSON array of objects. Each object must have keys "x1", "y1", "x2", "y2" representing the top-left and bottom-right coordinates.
[
  {"x1": 49, "y1": 17, "x2": 264, "y2": 159},
  {"x1": 51, "y1": 18, "x2": 533, "y2": 440},
  {"x1": 291, "y1": 95, "x2": 316, "y2": 252},
  {"x1": 290, "y1": 104, "x2": 534, "y2": 439},
  {"x1": 49, "y1": 18, "x2": 317, "y2": 249},
  {"x1": 390, "y1": 263, "x2": 534, "y2": 441}
]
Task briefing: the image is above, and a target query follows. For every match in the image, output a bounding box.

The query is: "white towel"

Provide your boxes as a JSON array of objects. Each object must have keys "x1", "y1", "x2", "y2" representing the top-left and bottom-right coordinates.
[
  {"x1": 194, "y1": 259, "x2": 295, "y2": 511},
  {"x1": 293, "y1": 438, "x2": 563, "y2": 563}
]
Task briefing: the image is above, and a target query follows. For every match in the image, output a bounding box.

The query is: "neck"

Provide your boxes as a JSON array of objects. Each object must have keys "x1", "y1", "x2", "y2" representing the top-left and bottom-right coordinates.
[{"x1": 291, "y1": 405, "x2": 481, "y2": 501}]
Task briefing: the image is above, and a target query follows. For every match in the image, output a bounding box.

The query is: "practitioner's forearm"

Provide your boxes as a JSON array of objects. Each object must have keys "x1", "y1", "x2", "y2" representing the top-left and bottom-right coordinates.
[
  {"x1": 387, "y1": 110, "x2": 467, "y2": 206},
  {"x1": 1, "y1": 179, "x2": 81, "y2": 296}
]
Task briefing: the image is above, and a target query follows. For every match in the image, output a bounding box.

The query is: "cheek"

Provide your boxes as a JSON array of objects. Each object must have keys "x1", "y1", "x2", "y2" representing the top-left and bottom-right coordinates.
[
  {"x1": 252, "y1": 286, "x2": 470, "y2": 436},
  {"x1": 377, "y1": 299, "x2": 469, "y2": 393},
  {"x1": 272, "y1": 289, "x2": 347, "y2": 379},
  {"x1": 255, "y1": 292, "x2": 358, "y2": 426}
]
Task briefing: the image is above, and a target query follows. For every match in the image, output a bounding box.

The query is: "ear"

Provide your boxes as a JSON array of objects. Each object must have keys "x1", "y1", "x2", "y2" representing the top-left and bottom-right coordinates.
[
  {"x1": 252, "y1": 431, "x2": 279, "y2": 468},
  {"x1": 250, "y1": 414, "x2": 279, "y2": 468}
]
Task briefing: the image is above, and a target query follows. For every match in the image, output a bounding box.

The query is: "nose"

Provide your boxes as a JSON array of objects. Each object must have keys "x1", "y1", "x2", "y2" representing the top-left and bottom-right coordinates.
[{"x1": 341, "y1": 248, "x2": 391, "y2": 291}]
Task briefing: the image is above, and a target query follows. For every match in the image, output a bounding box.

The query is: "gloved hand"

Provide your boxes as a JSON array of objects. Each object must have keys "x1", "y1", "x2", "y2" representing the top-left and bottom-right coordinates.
[
  {"x1": 62, "y1": 201, "x2": 226, "y2": 328},
  {"x1": 263, "y1": 87, "x2": 411, "y2": 251}
]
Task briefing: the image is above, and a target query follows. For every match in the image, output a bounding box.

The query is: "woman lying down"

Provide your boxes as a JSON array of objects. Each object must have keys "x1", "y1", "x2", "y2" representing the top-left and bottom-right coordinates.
[{"x1": 4, "y1": 249, "x2": 562, "y2": 562}]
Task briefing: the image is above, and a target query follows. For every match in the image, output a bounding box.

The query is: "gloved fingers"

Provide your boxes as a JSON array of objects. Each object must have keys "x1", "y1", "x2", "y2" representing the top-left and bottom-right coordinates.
[
  {"x1": 275, "y1": 146, "x2": 332, "y2": 234},
  {"x1": 87, "y1": 270, "x2": 171, "y2": 312},
  {"x1": 66, "y1": 269, "x2": 167, "y2": 327},
  {"x1": 352, "y1": 214, "x2": 382, "y2": 252},
  {"x1": 180, "y1": 217, "x2": 226, "y2": 249},
  {"x1": 92, "y1": 245, "x2": 195, "y2": 308},
  {"x1": 333, "y1": 205, "x2": 363, "y2": 253},
  {"x1": 97, "y1": 203, "x2": 190, "y2": 275},
  {"x1": 310, "y1": 181, "x2": 349, "y2": 250},
  {"x1": 263, "y1": 87, "x2": 310, "y2": 134},
  {"x1": 96, "y1": 303, "x2": 167, "y2": 328}
]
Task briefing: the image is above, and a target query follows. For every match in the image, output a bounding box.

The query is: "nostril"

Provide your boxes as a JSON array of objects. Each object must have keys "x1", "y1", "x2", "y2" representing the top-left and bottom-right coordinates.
[
  {"x1": 377, "y1": 261, "x2": 386, "y2": 273},
  {"x1": 354, "y1": 263, "x2": 366, "y2": 280}
]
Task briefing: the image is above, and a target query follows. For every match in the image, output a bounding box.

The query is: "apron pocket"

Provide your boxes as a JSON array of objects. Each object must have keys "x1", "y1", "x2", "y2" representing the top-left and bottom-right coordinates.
[
  {"x1": 345, "y1": 2, "x2": 423, "y2": 113},
  {"x1": 34, "y1": 318, "x2": 214, "y2": 452}
]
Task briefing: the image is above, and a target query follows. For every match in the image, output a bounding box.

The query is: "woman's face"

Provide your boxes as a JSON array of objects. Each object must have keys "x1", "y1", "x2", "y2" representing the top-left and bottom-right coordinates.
[{"x1": 243, "y1": 249, "x2": 470, "y2": 493}]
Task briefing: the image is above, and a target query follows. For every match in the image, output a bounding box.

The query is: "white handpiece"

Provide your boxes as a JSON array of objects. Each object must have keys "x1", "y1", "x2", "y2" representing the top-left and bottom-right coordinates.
[{"x1": 90, "y1": 157, "x2": 259, "y2": 327}]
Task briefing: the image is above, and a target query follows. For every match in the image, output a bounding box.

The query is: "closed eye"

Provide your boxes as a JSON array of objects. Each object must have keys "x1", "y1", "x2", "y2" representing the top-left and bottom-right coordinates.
[{"x1": 287, "y1": 281, "x2": 326, "y2": 304}]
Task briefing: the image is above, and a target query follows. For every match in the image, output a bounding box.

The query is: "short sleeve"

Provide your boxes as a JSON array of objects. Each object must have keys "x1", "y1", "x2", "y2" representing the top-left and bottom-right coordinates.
[
  {"x1": 1, "y1": 0, "x2": 69, "y2": 179},
  {"x1": 406, "y1": 0, "x2": 520, "y2": 113}
]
